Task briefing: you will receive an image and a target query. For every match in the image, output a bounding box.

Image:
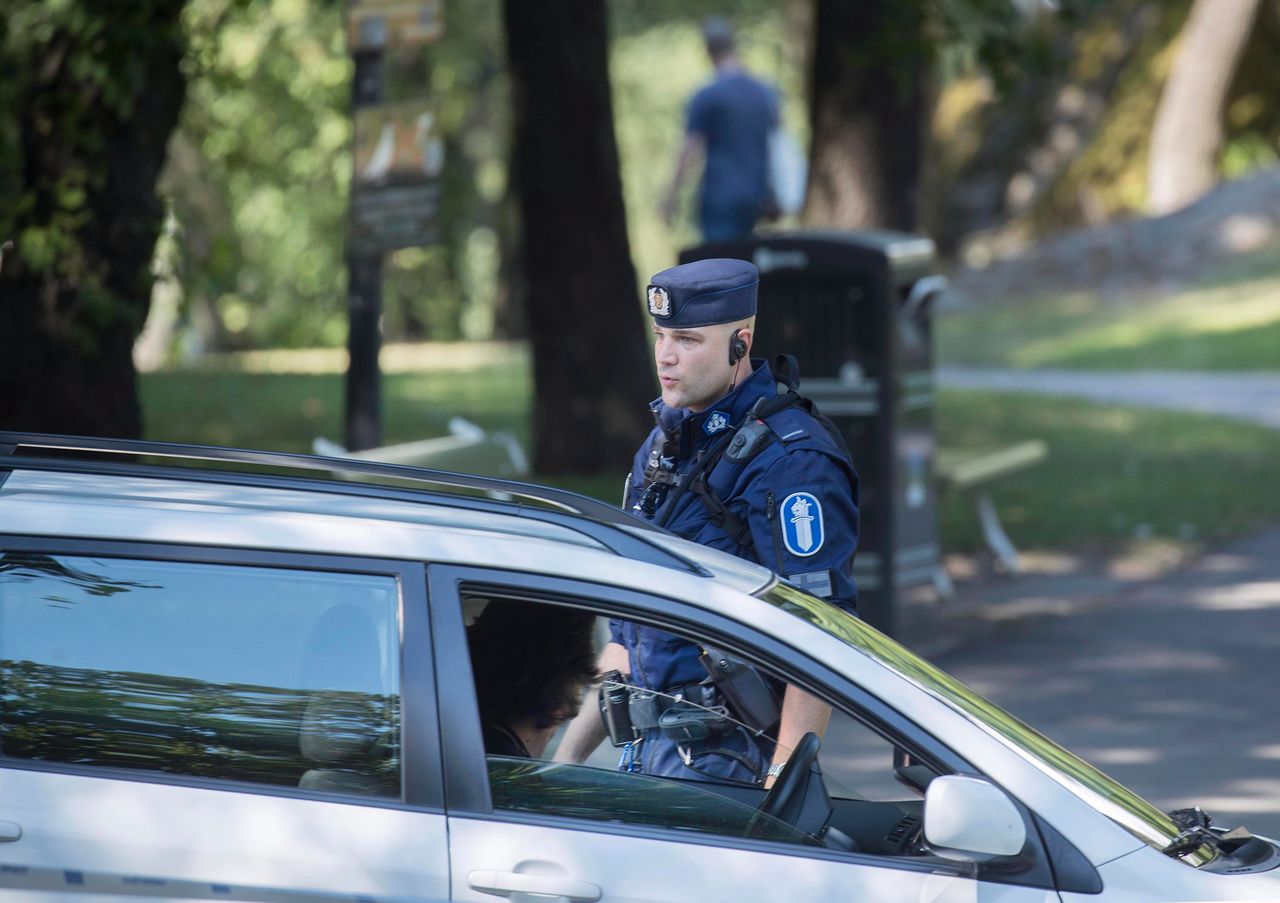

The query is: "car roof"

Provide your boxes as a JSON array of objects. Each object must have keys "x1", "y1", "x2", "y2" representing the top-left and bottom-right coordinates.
[{"x1": 0, "y1": 432, "x2": 773, "y2": 596}]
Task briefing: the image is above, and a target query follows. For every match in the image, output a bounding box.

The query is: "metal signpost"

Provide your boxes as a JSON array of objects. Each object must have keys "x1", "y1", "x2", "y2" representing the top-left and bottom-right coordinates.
[{"x1": 344, "y1": 0, "x2": 444, "y2": 450}]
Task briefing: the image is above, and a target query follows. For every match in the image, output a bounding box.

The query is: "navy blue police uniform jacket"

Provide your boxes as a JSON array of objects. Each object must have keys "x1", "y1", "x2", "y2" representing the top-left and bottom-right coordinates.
[{"x1": 611, "y1": 361, "x2": 859, "y2": 696}]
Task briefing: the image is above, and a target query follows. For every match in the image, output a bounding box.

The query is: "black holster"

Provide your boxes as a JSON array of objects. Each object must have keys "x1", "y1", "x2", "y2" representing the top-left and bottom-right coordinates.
[
  {"x1": 699, "y1": 646, "x2": 781, "y2": 734},
  {"x1": 598, "y1": 670, "x2": 639, "y2": 747},
  {"x1": 657, "y1": 700, "x2": 735, "y2": 742}
]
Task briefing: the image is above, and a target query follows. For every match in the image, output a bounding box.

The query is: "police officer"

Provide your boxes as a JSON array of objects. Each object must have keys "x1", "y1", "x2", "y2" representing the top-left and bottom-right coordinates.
[{"x1": 556, "y1": 258, "x2": 859, "y2": 786}]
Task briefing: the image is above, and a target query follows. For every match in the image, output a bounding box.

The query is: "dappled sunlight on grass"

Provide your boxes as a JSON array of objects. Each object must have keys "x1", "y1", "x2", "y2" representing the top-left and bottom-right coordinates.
[
  {"x1": 1011, "y1": 308, "x2": 1280, "y2": 370},
  {"x1": 169, "y1": 340, "x2": 527, "y2": 375},
  {"x1": 937, "y1": 389, "x2": 1280, "y2": 553},
  {"x1": 140, "y1": 355, "x2": 531, "y2": 454},
  {"x1": 941, "y1": 251, "x2": 1280, "y2": 370},
  {"x1": 139, "y1": 371, "x2": 344, "y2": 452},
  {"x1": 1066, "y1": 404, "x2": 1143, "y2": 433},
  {"x1": 139, "y1": 357, "x2": 1280, "y2": 556}
]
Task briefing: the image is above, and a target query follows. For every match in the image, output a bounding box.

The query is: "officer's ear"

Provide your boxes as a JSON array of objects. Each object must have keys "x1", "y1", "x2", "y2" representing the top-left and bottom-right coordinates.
[{"x1": 729, "y1": 328, "x2": 748, "y2": 367}]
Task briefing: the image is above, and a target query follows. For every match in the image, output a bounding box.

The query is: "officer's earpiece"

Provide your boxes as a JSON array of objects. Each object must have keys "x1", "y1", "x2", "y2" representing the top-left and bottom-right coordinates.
[{"x1": 729, "y1": 329, "x2": 747, "y2": 367}]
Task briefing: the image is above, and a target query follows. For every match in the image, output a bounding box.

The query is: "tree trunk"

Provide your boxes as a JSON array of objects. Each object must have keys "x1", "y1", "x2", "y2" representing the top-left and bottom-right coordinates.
[
  {"x1": 804, "y1": 0, "x2": 930, "y2": 231},
  {"x1": 931, "y1": 4, "x2": 1163, "y2": 251},
  {"x1": 501, "y1": 0, "x2": 653, "y2": 475},
  {"x1": 0, "y1": 3, "x2": 188, "y2": 438},
  {"x1": 1147, "y1": 0, "x2": 1263, "y2": 214}
]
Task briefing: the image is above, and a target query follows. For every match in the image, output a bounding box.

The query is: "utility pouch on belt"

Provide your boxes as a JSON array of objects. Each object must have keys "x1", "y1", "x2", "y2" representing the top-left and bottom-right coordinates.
[
  {"x1": 658, "y1": 702, "x2": 734, "y2": 742},
  {"x1": 699, "y1": 646, "x2": 781, "y2": 733},
  {"x1": 598, "y1": 670, "x2": 639, "y2": 748}
]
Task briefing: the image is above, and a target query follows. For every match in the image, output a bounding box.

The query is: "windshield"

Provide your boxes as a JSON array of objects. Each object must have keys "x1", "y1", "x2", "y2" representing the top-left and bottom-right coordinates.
[{"x1": 760, "y1": 581, "x2": 1215, "y2": 865}]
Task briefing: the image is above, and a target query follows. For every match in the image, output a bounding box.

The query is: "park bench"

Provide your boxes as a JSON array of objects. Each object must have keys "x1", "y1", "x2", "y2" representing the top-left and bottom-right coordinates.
[
  {"x1": 317, "y1": 419, "x2": 1045, "y2": 599},
  {"x1": 934, "y1": 439, "x2": 1048, "y2": 593},
  {"x1": 314, "y1": 417, "x2": 529, "y2": 480}
]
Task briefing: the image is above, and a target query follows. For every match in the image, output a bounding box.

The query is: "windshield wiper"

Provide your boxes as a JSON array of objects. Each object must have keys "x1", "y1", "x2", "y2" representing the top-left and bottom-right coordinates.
[{"x1": 1161, "y1": 806, "x2": 1250, "y2": 859}]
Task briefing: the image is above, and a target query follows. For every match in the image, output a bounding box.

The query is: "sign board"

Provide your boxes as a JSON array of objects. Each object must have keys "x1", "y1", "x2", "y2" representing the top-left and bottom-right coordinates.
[
  {"x1": 343, "y1": 1, "x2": 445, "y2": 448},
  {"x1": 349, "y1": 99, "x2": 444, "y2": 254},
  {"x1": 348, "y1": 0, "x2": 443, "y2": 51}
]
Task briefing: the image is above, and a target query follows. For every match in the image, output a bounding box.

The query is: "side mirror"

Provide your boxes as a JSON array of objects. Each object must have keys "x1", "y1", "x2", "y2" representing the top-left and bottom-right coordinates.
[{"x1": 923, "y1": 775, "x2": 1026, "y2": 861}]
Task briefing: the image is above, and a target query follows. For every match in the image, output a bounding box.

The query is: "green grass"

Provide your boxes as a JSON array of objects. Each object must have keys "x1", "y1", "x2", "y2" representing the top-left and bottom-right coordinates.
[
  {"x1": 936, "y1": 389, "x2": 1280, "y2": 554},
  {"x1": 939, "y1": 246, "x2": 1280, "y2": 371},
  {"x1": 139, "y1": 353, "x2": 621, "y2": 504},
  {"x1": 140, "y1": 359, "x2": 1280, "y2": 557},
  {"x1": 140, "y1": 364, "x2": 531, "y2": 454}
]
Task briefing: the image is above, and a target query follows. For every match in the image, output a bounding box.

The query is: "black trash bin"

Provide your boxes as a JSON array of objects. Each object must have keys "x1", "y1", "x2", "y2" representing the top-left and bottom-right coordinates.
[{"x1": 680, "y1": 231, "x2": 946, "y2": 637}]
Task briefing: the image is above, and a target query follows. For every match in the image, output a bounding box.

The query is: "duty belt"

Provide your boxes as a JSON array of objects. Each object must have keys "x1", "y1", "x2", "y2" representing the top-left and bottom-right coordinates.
[{"x1": 627, "y1": 682, "x2": 721, "y2": 730}]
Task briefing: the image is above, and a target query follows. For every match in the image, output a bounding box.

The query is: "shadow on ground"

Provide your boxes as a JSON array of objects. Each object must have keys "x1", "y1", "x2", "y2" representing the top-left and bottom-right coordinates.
[{"x1": 902, "y1": 530, "x2": 1280, "y2": 839}]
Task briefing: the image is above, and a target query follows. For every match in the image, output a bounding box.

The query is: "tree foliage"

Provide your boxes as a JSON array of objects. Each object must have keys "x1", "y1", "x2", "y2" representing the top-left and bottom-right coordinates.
[
  {"x1": 166, "y1": 0, "x2": 353, "y2": 350},
  {"x1": 802, "y1": 0, "x2": 1110, "y2": 233},
  {"x1": 934, "y1": 0, "x2": 1279, "y2": 248},
  {"x1": 160, "y1": 0, "x2": 513, "y2": 354},
  {"x1": 0, "y1": 0, "x2": 188, "y2": 436}
]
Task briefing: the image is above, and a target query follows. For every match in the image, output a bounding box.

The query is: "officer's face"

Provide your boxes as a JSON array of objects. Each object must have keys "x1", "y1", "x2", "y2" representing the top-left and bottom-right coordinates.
[{"x1": 652, "y1": 323, "x2": 737, "y2": 412}]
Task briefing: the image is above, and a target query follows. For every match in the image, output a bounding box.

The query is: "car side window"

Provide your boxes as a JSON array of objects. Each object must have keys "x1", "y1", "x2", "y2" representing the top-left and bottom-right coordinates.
[
  {"x1": 822, "y1": 710, "x2": 928, "y2": 802},
  {"x1": 0, "y1": 551, "x2": 402, "y2": 798},
  {"x1": 458, "y1": 591, "x2": 937, "y2": 855}
]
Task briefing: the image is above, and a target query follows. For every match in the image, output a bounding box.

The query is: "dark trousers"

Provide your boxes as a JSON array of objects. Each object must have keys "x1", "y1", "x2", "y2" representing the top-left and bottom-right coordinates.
[
  {"x1": 639, "y1": 724, "x2": 772, "y2": 785},
  {"x1": 699, "y1": 199, "x2": 762, "y2": 243}
]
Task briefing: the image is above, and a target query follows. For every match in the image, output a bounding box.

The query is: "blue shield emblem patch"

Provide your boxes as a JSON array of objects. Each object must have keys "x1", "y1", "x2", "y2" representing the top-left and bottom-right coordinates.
[
  {"x1": 780, "y1": 491, "x2": 824, "y2": 557},
  {"x1": 703, "y1": 410, "x2": 730, "y2": 435}
]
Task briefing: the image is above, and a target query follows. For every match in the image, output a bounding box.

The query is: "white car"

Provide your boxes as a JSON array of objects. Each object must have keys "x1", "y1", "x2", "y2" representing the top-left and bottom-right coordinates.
[{"x1": 0, "y1": 432, "x2": 1277, "y2": 902}]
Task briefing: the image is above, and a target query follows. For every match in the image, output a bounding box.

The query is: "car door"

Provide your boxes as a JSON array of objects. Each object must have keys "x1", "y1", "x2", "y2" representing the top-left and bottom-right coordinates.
[
  {"x1": 429, "y1": 566, "x2": 1062, "y2": 903},
  {"x1": 0, "y1": 537, "x2": 448, "y2": 901}
]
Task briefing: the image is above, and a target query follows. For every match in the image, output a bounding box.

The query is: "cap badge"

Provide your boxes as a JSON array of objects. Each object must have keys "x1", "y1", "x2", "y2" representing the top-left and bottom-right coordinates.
[{"x1": 647, "y1": 285, "x2": 671, "y2": 317}]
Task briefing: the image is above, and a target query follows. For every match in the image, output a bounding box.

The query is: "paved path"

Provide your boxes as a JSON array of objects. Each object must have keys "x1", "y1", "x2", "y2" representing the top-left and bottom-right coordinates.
[
  {"x1": 938, "y1": 367, "x2": 1280, "y2": 429},
  {"x1": 924, "y1": 528, "x2": 1280, "y2": 839},
  {"x1": 908, "y1": 367, "x2": 1280, "y2": 838}
]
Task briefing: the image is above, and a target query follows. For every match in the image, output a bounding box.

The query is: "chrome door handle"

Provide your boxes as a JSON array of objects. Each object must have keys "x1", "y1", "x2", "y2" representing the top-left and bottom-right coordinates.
[
  {"x1": 0, "y1": 821, "x2": 21, "y2": 842},
  {"x1": 467, "y1": 869, "x2": 601, "y2": 902}
]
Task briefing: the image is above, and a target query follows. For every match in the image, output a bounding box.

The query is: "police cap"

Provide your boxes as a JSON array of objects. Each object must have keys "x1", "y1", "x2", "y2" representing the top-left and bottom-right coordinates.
[{"x1": 646, "y1": 258, "x2": 758, "y2": 328}]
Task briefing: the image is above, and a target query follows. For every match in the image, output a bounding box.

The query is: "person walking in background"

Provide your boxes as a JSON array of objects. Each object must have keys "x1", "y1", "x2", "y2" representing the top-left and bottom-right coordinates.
[{"x1": 661, "y1": 17, "x2": 779, "y2": 242}]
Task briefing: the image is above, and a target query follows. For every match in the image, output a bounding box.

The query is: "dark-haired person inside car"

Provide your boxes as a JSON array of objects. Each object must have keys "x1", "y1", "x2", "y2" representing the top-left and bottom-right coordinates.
[{"x1": 469, "y1": 600, "x2": 598, "y2": 758}]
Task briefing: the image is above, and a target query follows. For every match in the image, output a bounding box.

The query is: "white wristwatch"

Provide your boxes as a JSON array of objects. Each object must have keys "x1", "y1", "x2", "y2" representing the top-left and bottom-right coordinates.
[{"x1": 765, "y1": 762, "x2": 786, "y2": 779}]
